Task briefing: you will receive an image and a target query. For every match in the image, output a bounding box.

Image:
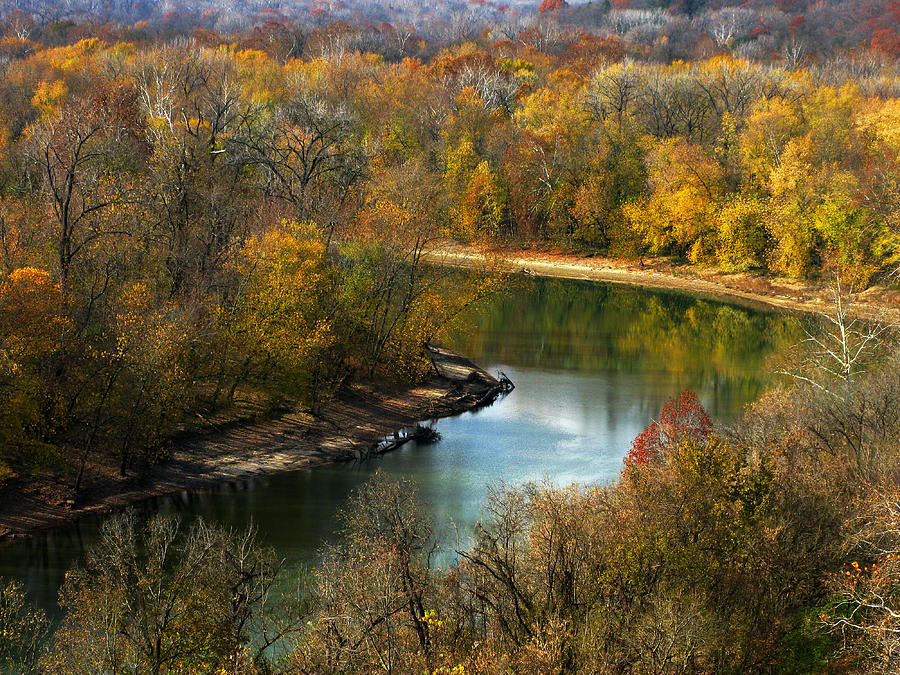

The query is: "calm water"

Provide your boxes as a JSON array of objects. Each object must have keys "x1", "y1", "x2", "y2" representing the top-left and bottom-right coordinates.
[{"x1": 0, "y1": 278, "x2": 798, "y2": 609}]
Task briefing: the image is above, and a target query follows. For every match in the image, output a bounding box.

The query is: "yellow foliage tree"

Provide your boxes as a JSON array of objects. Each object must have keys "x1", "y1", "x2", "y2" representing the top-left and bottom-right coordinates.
[
  {"x1": 459, "y1": 160, "x2": 508, "y2": 240},
  {"x1": 0, "y1": 267, "x2": 69, "y2": 479},
  {"x1": 231, "y1": 223, "x2": 337, "y2": 406},
  {"x1": 31, "y1": 80, "x2": 68, "y2": 118},
  {"x1": 715, "y1": 196, "x2": 768, "y2": 272},
  {"x1": 739, "y1": 97, "x2": 802, "y2": 190},
  {"x1": 625, "y1": 139, "x2": 723, "y2": 262}
]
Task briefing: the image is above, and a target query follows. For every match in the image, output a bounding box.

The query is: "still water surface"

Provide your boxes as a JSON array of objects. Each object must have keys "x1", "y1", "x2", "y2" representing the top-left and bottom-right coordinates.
[{"x1": 0, "y1": 278, "x2": 799, "y2": 609}]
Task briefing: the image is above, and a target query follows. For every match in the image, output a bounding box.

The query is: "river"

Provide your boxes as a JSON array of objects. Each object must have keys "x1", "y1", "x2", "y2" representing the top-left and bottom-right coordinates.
[{"x1": 0, "y1": 277, "x2": 799, "y2": 610}]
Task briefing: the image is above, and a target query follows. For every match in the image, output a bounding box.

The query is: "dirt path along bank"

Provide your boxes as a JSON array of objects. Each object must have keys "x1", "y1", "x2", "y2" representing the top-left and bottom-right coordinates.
[{"x1": 428, "y1": 243, "x2": 900, "y2": 321}]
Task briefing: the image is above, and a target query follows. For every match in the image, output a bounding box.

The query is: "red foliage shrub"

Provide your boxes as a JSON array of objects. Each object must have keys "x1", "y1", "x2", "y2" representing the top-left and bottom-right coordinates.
[
  {"x1": 624, "y1": 391, "x2": 712, "y2": 466},
  {"x1": 788, "y1": 14, "x2": 805, "y2": 34},
  {"x1": 538, "y1": 0, "x2": 569, "y2": 12},
  {"x1": 870, "y1": 2, "x2": 900, "y2": 56}
]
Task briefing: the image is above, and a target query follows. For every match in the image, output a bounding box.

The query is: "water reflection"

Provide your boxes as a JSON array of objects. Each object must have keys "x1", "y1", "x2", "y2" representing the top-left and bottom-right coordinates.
[{"x1": 0, "y1": 277, "x2": 798, "y2": 610}]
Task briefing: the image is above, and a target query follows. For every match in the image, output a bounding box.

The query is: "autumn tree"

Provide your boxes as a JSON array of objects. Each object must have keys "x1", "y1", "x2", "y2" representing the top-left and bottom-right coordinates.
[
  {"x1": 624, "y1": 139, "x2": 724, "y2": 262},
  {"x1": 0, "y1": 267, "x2": 69, "y2": 481},
  {"x1": 226, "y1": 221, "x2": 342, "y2": 410},
  {"x1": 342, "y1": 169, "x2": 453, "y2": 381}
]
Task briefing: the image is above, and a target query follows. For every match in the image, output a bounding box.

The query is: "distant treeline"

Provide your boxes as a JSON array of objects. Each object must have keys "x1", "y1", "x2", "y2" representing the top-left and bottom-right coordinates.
[{"x1": 3, "y1": 0, "x2": 900, "y2": 63}]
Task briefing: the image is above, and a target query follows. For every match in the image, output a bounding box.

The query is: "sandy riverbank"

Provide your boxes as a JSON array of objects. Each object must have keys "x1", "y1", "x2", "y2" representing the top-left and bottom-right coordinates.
[
  {"x1": 428, "y1": 243, "x2": 900, "y2": 321},
  {"x1": 0, "y1": 347, "x2": 504, "y2": 541}
]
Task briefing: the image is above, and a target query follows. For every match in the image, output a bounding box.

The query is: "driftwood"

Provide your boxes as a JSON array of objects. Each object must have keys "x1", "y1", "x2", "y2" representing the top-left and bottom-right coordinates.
[
  {"x1": 363, "y1": 424, "x2": 443, "y2": 460},
  {"x1": 356, "y1": 354, "x2": 515, "y2": 462}
]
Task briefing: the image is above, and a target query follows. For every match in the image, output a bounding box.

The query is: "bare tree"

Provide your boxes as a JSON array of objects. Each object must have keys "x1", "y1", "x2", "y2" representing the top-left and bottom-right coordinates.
[
  {"x1": 297, "y1": 475, "x2": 439, "y2": 673},
  {"x1": 639, "y1": 67, "x2": 715, "y2": 144},
  {"x1": 237, "y1": 89, "x2": 367, "y2": 233},
  {"x1": 26, "y1": 88, "x2": 143, "y2": 285},
  {"x1": 46, "y1": 513, "x2": 292, "y2": 675},
  {"x1": 446, "y1": 62, "x2": 523, "y2": 113},
  {"x1": 782, "y1": 37, "x2": 806, "y2": 70},
  {"x1": 777, "y1": 276, "x2": 898, "y2": 396},
  {"x1": 703, "y1": 8, "x2": 756, "y2": 49},
  {"x1": 585, "y1": 62, "x2": 644, "y2": 127}
]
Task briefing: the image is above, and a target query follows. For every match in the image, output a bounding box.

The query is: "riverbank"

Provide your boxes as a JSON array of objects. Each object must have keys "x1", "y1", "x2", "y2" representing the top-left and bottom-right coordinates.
[
  {"x1": 429, "y1": 242, "x2": 900, "y2": 321},
  {"x1": 0, "y1": 347, "x2": 504, "y2": 541}
]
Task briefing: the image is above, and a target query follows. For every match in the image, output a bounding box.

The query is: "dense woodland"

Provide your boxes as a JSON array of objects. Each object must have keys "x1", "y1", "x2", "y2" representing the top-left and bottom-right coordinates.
[{"x1": 1, "y1": 3, "x2": 900, "y2": 673}]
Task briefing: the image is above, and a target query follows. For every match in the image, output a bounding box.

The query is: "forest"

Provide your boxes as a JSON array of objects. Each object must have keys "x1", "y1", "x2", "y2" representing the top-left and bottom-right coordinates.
[
  {"x1": 0, "y1": 7, "x2": 897, "y2": 483},
  {"x1": 0, "y1": 1, "x2": 900, "y2": 673}
]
